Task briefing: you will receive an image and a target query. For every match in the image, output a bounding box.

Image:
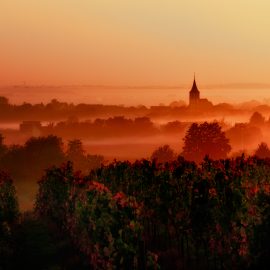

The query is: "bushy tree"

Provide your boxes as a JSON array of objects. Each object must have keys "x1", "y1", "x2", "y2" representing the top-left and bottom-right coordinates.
[
  {"x1": 151, "y1": 145, "x2": 176, "y2": 163},
  {"x1": 0, "y1": 96, "x2": 9, "y2": 106},
  {"x1": 66, "y1": 139, "x2": 104, "y2": 173},
  {"x1": 0, "y1": 172, "x2": 19, "y2": 268},
  {"x1": 0, "y1": 134, "x2": 7, "y2": 159},
  {"x1": 226, "y1": 123, "x2": 262, "y2": 150},
  {"x1": 24, "y1": 135, "x2": 65, "y2": 164},
  {"x1": 182, "y1": 122, "x2": 231, "y2": 162},
  {"x1": 66, "y1": 139, "x2": 85, "y2": 161},
  {"x1": 255, "y1": 142, "x2": 270, "y2": 158},
  {"x1": 250, "y1": 111, "x2": 265, "y2": 126},
  {"x1": 0, "y1": 135, "x2": 65, "y2": 181}
]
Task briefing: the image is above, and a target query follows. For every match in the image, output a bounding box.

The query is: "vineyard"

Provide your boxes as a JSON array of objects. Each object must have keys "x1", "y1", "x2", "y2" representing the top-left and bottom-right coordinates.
[{"x1": 2, "y1": 156, "x2": 270, "y2": 269}]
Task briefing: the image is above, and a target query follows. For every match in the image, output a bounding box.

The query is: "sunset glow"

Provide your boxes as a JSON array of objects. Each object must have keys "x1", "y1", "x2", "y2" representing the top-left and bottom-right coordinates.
[
  {"x1": 1, "y1": 0, "x2": 270, "y2": 103},
  {"x1": 2, "y1": 3, "x2": 270, "y2": 268}
]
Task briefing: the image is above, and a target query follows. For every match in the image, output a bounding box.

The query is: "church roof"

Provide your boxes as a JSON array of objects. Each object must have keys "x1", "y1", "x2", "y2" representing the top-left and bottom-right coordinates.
[{"x1": 190, "y1": 76, "x2": 199, "y2": 93}]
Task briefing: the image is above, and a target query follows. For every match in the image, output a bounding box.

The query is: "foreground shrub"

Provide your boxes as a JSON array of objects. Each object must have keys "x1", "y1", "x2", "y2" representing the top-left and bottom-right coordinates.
[{"x1": 0, "y1": 172, "x2": 19, "y2": 268}]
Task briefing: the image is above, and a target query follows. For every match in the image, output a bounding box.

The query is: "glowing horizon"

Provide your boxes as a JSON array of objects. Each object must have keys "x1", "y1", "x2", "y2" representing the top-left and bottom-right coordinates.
[
  {"x1": 1, "y1": 0, "x2": 270, "y2": 101},
  {"x1": 1, "y1": 84, "x2": 270, "y2": 107}
]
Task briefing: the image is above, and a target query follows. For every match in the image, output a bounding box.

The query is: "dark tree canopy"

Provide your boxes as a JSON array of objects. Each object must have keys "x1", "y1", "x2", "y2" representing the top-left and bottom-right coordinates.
[
  {"x1": 226, "y1": 123, "x2": 262, "y2": 149},
  {"x1": 254, "y1": 142, "x2": 270, "y2": 159},
  {"x1": 0, "y1": 135, "x2": 65, "y2": 183},
  {"x1": 249, "y1": 111, "x2": 265, "y2": 126},
  {"x1": 0, "y1": 96, "x2": 9, "y2": 105},
  {"x1": 66, "y1": 139, "x2": 104, "y2": 173},
  {"x1": 151, "y1": 145, "x2": 176, "y2": 163},
  {"x1": 0, "y1": 134, "x2": 7, "y2": 159},
  {"x1": 66, "y1": 139, "x2": 85, "y2": 159},
  {"x1": 182, "y1": 122, "x2": 231, "y2": 163}
]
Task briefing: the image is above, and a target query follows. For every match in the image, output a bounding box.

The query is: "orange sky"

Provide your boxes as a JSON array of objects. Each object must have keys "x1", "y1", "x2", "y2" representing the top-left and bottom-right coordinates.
[{"x1": 1, "y1": 1, "x2": 270, "y2": 98}]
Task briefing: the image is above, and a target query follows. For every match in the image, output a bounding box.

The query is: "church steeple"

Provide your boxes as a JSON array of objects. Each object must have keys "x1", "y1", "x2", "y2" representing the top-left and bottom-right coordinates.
[
  {"x1": 189, "y1": 74, "x2": 200, "y2": 106},
  {"x1": 191, "y1": 73, "x2": 199, "y2": 93}
]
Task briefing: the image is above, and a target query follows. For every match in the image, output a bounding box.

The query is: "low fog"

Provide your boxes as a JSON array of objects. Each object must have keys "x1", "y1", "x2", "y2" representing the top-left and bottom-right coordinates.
[{"x1": 1, "y1": 95, "x2": 270, "y2": 210}]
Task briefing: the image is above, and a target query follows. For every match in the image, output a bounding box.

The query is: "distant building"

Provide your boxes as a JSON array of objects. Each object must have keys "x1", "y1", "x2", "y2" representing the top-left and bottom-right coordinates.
[
  {"x1": 189, "y1": 75, "x2": 213, "y2": 109},
  {"x1": 189, "y1": 76, "x2": 200, "y2": 106},
  {"x1": 20, "y1": 121, "x2": 42, "y2": 136}
]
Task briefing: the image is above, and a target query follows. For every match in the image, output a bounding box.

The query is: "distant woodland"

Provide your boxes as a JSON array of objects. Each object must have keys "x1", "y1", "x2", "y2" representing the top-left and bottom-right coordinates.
[
  {"x1": 1, "y1": 96, "x2": 270, "y2": 158},
  {"x1": 1, "y1": 96, "x2": 270, "y2": 122}
]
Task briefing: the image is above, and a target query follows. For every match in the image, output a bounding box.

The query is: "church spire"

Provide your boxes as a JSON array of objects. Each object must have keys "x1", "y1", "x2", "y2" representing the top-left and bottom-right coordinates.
[
  {"x1": 191, "y1": 73, "x2": 199, "y2": 93},
  {"x1": 189, "y1": 73, "x2": 200, "y2": 105}
]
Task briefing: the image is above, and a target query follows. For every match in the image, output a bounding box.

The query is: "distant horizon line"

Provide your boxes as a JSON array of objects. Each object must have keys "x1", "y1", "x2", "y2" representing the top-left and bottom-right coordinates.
[{"x1": 1, "y1": 83, "x2": 270, "y2": 90}]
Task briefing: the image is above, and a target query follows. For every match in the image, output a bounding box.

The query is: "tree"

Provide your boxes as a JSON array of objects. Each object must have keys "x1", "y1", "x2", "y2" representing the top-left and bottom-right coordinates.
[
  {"x1": 0, "y1": 96, "x2": 9, "y2": 106},
  {"x1": 0, "y1": 136, "x2": 65, "y2": 184},
  {"x1": 254, "y1": 142, "x2": 270, "y2": 158},
  {"x1": 66, "y1": 139, "x2": 85, "y2": 160},
  {"x1": 162, "y1": 121, "x2": 185, "y2": 134},
  {"x1": 0, "y1": 134, "x2": 7, "y2": 159},
  {"x1": 249, "y1": 112, "x2": 265, "y2": 126},
  {"x1": 226, "y1": 123, "x2": 262, "y2": 150},
  {"x1": 66, "y1": 139, "x2": 104, "y2": 173},
  {"x1": 151, "y1": 145, "x2": 176, "y2": 163},
  {"x1": 24, "y1": 135, "x2": 65, "y2": 168},
  {"x1": 66, "y1": 139, "x2": 86, "y2": 171},
  {"x1": 182, "y1": 122, "x2": 231, "y2": 163}
]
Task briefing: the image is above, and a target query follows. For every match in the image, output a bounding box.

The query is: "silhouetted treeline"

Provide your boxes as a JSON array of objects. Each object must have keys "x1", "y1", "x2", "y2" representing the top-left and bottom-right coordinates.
[
  {"x1": 226, "y1": 111, "x2": 270, "y2": 152},
  {"x1": 41, "y1": 117, "x2": 188, "y2": 139},
  {"x1": 0, "y1": 135, "x2": 104, "y2": 183},
  {"x1": 2, "y1": 95, "x2": 270, "y2": 123},
  {"x1": 0, "y1": 97, "x2": 147, "y2": 122}
]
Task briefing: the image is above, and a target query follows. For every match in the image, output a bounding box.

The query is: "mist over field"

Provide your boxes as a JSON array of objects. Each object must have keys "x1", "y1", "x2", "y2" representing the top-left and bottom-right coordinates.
[
  {"x1": 1, "y1": 91, "x2": 270, "y2": 161},
  {"x1": 0, "y1": 92, "x2": 270, "y2": 213},
  {"x1": 2, "y1": 85, "x2": 270, "y2": 106}
]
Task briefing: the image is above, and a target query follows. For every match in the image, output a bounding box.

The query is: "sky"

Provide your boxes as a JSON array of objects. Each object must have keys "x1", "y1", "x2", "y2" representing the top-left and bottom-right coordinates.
[{"x1": 1, "y1": 0, "x2": 270, "y2": 103}]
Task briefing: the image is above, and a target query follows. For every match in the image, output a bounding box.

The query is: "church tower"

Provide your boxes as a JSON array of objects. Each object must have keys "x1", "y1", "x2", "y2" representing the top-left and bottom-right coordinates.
[{"x1": 189, "y1": 75, "x2": 200, "y2": 106}]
